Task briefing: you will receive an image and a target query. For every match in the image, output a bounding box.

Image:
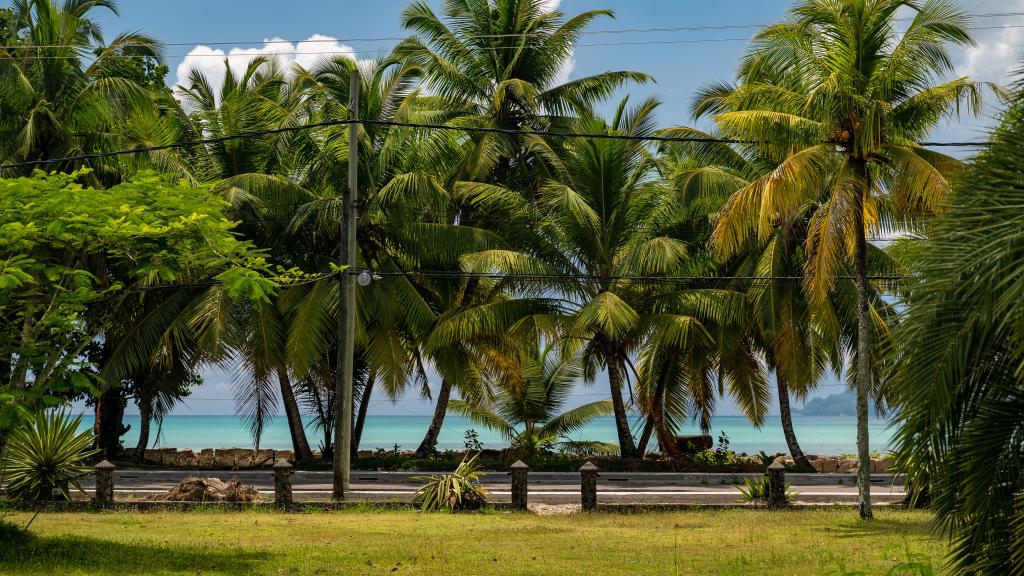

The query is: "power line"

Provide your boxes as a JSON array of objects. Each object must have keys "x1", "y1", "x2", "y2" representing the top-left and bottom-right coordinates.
[
  {"x1": 9, "y1": 25, "x2": 1024, "y2": 58},
  {"x1": 0, "y1": 118, "x2": 990, "y2": 170},
  {"x1": 89, "y1": 269, "x2": 910, "y2": 294},
  {"x1": 122, "y1": 271, "x2": 338, "y2": 293},
  {"x1": 2, "y1": 12, "x2": 1023, "y2": 50},
  {"x1": 371, "y1": 270, "x2": 909, "y2": 284}
]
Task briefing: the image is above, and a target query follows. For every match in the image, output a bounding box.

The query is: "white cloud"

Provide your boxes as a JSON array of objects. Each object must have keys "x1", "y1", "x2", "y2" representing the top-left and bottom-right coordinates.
[
  {"x1": 957, "y1": 1, "x2": 1024, "y2": 84},
  {"x1": 175, "y1": 34, "x2": 356, "y2": 95},
  {"x1": 540, "y1": 0, "x2": 574, "y2": 85},
  {"x1": 554, "y1": 50, "x2": 576, "y2": 86}
]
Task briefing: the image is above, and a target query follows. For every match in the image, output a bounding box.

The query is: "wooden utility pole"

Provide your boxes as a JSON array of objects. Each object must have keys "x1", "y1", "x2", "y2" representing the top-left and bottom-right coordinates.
[{"x1": 333, "y1": 68, "x2": 359, "y2": 500}]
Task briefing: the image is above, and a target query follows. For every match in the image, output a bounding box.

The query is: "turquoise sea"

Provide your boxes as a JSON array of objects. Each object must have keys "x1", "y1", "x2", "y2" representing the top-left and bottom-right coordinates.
[{"x1": 75, "y1": 414, "x2": 894, "y2": 456}]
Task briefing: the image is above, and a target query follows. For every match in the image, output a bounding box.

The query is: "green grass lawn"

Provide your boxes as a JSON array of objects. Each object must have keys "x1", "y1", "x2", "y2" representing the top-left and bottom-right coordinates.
[{"x1": 0, "y1": 508, "x2": 945, "y2": 576}]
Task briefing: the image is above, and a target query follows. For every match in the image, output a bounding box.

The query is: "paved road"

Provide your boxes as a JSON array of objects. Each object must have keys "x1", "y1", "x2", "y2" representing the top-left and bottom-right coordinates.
[{"x1": 81, "y1": 470, "x2": 906, "y2": 505}]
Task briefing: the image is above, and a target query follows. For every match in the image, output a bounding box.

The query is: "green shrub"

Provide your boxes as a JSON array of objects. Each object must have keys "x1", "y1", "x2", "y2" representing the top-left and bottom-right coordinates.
[
  {"x1": 1, "y1": 410, "x2": 98, "y2": 502},
  {"x1": 413, "y1": 453, "x2": 490, "y2": 512},
  {"x1": 735, "y1": 475, "x2": 796, "y2": 504}
]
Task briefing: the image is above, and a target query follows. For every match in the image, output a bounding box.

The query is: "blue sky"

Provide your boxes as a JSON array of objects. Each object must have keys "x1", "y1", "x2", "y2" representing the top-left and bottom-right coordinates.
[{"x1": 84, "y1": 0, "x2": 1023, "y2": 417}]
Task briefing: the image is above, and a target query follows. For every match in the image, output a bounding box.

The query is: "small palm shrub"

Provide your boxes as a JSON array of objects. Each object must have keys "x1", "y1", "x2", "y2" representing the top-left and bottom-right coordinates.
[
  {"x1": 736, "y1": 475, "x2": 796, "y2": 504},
  {"x1": 413, "y1": 453, "x2": 490, "y2": 512},
  {"x1": 1, "y1": 410, "x2": 98, "y2": 502}
]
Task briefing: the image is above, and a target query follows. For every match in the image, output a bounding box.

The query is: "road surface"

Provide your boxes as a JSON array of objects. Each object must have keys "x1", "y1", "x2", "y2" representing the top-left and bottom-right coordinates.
[{"x1": 80, "y1": 470, "x2": 906, "y2": 505}]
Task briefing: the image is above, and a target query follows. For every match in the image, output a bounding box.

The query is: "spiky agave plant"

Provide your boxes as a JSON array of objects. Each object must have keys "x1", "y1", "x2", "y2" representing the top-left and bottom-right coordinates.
[
  {"x1": 1, "y1": 410, "x2": 98, "y2": 502},
  {"x1": 413, "y1": 453, "x2": 491, "y2": 512}
]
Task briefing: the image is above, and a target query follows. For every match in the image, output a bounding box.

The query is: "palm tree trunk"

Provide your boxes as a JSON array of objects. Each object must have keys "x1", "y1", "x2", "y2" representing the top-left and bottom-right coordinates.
[
  {"x1": 353, "y1": 371, "x2": 375, "y2": 456},
  {"x1": 277, "y1": 367, "x2": 314, "y2": 462},
  {"x1": 96, "y1": 386, "x2": 127, "y2": 461},
  {"x1": 852, "y1": 157, "x2": 873, "y2": 520},
  {"x1": 607, "y1": 355, "x2": 637, "y2": 458},
  {"x1": 636, "y1": 418, "x2": 654, "y2": 457},
  {"x1": 416, "y1": 378, "x2": 452, "y2": 457},
  {"x1": 776, "y1": 374, "x2": 813, "y2": 471},
  {"x1": 135, "y1": 391, "x2": 152, "y2": 463}
]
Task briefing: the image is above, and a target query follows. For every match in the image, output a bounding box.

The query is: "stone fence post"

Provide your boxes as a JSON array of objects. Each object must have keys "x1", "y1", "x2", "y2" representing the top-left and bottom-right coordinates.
[
  {"x1": 510, "y1": 460, "x2": 529, "y2": 510},
  {"x1": 580, "y1": 461, "x2": 598, "y2": 512},
  {"x1": 274, "y1": 460, "x2": 294, "y2": 506},
  {"x1": 94, "y1": 460, "x2": 115, "y2": 505},
  {"x1": 767, "y1": 462, "x2": 786, "y2": 508}
]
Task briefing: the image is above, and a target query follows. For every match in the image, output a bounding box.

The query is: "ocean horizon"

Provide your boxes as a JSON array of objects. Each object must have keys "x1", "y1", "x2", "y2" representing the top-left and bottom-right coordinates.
[{"x1": 75, "y1": 414, "x2": 894, "y2": 456}]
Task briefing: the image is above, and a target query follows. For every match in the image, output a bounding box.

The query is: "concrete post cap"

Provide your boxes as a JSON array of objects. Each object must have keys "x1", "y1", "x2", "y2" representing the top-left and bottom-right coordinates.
[
  {"x1": 273, "y1": 460, "x2": 294, "y2": 469},
  {"x1": 94, "y1": 460, "x2": 115, "y2": 470},
  {"x1": 579, "y1": 462, "x2": 598, "y2": 472},
  {"x1": 510, "y1": 460, "x2": 530, "y2": 470},
  {"x1": 768, "y1": 462, "x2": 786, "y2": 470}
]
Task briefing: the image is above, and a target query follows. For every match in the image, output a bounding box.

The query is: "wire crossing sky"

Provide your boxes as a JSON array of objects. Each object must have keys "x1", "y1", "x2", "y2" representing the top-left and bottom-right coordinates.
[{"x1": 53, "y1": 0, "x2": 1022, "y2": 419}]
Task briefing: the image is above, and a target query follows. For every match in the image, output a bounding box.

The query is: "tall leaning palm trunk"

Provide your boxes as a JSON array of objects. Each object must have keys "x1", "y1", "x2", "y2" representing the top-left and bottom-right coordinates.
[
  {"x1": 776, "y1": 374, "x2": 812, "y2": 471},
  {"x1": 699, "y1": 0, "x2": 989, "y2": 519}
]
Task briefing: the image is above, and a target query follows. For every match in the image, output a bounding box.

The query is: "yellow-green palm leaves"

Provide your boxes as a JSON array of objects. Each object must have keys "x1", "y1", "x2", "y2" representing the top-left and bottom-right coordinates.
[{"x1": 700, "y1": 0, "x2": 987, "y2": 519}]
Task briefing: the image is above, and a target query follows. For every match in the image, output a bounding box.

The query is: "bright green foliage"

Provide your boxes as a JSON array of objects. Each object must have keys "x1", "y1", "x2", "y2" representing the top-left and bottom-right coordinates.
[
  {"x1": 413, "y1": 453, "x2": 491, "y2": 511},
  {"x1": 0, "y1": 410, "x2": 98, "y2": 502},
  {"x1": 734, "y1": 475, "x2": 795, "y2": 504},
  {"x1": 0, "y1": 171, "x2": 275, "y2": 429},
  {"x1": 890, "y1": 89, "x2": 1024, "y2": 575},
  {"x1": 451, "y1": 345, "x2": 613, "y2": 455}
]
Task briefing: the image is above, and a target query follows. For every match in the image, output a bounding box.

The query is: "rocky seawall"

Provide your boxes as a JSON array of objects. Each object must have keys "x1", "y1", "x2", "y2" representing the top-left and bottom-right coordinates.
[{"x1": 137, "y1": 447, "x2": 895, "y2": 473}]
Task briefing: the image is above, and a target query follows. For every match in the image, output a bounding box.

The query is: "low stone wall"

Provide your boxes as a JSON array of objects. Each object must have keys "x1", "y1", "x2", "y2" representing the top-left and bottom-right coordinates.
[
  {"x1": 141, "y1": 448, "x2": 298, "y2": 468},
  {"x1": 773, "y1": 455, "x2": 894, "y2": 473}
]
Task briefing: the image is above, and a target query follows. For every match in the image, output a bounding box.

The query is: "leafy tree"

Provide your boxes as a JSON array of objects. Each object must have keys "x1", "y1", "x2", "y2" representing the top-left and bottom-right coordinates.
[
  {"x1": 0, "y1": 170, "x2": 275, "y2": 436},
  {"x1": 697, "y1": 0, "x2": 988, "y2": 518},
  {"x1": 890, "y1": 86, "x2": 1024, "y2": 575},
  {"x1": 452, "y1": 344, "x2": 612, "y2": 455}
]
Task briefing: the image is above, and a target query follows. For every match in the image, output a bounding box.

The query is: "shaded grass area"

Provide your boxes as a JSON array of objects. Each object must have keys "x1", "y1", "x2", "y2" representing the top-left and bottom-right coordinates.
[{"x1": 0, "y1": 508, "x2": 944, "y2": 575}]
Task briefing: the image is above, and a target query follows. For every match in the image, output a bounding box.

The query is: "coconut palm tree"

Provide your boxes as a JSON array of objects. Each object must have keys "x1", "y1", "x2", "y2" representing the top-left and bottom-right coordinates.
[
  {"x1": 656, "y1": 131, "x2": 837, "y2": 470},
  {"x1": 440, "y1": 98, "x2": 768, "y2": 458},
  {"x1": 397, "y1": 0, "x2": 649, "y2": 184},
  {"x1": 697, "y1": 0, "x2": 989, "y2": 519},
  {"x1": 890, "y1": 84, "x2": 1024, "y2": 575},
  {"x1": 0, "y1": 0, "x2": 162, "y2": 182},
  {"x1": 451, "y1": 344, "x2": 613, "y2": 455},
  {"x1": 174, "y1": 57, "x2": 317, "y2": 459}
]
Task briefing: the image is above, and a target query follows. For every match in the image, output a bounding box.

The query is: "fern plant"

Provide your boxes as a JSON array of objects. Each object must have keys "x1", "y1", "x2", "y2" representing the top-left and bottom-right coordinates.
[
  {"x1": 1, "y1": 410, "x2": 99, "y2": 502},
  {"x1": 413, "y1": 453, "x2": 491, "y2": 512}
]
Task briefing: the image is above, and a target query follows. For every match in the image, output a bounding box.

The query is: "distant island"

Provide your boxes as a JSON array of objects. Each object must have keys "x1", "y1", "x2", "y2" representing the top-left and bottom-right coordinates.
[{"x1": 799, "y1": 390, "x2": 860, "y2": 417}]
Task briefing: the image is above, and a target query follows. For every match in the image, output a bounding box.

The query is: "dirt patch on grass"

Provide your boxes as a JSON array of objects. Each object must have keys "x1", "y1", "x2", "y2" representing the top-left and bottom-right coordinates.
[{"x1": 528, "y1": 503, "x2": 580, "y2": 516}]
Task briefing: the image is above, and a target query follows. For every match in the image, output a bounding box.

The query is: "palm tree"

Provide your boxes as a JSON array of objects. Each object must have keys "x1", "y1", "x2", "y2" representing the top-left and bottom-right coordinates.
[
  {"x1": 0, "y1": 0, "x2": 162, "y2": 182},
  {"x1": 890, "y1": 85, "x2": 1024, "y2": 575},
  {"x1": 451, "y1": 344, "x2": 613, "y2": 455},
  {"x1": 174, "y1": 57, "x2": 316, "y2": 459},
  {"x1": 658, "y1": 130, "x2": 838, "y2": 470},
  {"x1": 698, "y1": 0, "x2": 988, "y2": 519},
  {"x1": 397, "y1": 0, "x2": 649, "y2": 183},
  {"x1": 285, "y1": 55, "x2": 547, "y2": 459},
  {"x1": 132, "y1": 361, "x2": 201, "y2": 461},
  {"x1": 445, "y1": 99, "x2": 770, "y2": 458}
]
